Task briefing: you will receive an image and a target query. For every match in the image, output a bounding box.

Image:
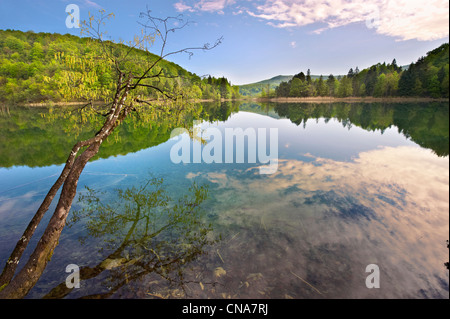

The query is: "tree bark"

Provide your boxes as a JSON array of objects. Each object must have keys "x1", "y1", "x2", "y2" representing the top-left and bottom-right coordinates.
[
  {"x1": 0, "y1": 142, "x2": 80, "y2": 288},
  {"x1": 0, "y1": 142, "x2": 100, "y2": 298}
]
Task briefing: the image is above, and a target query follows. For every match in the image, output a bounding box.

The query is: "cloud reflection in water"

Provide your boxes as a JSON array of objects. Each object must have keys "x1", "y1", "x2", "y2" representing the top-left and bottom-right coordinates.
[{"x1": 189, "y1": 145, "x2": 449, "y2": 298}]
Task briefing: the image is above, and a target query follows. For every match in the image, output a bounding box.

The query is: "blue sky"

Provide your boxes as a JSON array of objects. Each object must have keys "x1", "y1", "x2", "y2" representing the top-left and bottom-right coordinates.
[{"x1": 0, "y1": 0, "x2": 448, "y2": 85}]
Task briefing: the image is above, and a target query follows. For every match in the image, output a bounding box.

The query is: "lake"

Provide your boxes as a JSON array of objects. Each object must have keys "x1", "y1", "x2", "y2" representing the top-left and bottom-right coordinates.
[{"x1": 0, "y1": 101, "x2": 448, "y2": 299}]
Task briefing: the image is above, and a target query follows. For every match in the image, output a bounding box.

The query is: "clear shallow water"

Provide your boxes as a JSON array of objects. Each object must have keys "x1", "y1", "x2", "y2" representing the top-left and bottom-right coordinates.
[{"x1": 0, "y1": 102, "x2": 448, "y2": 298}]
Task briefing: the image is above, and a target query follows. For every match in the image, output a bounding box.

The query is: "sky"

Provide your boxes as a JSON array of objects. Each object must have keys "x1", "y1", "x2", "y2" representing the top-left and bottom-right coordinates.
[{"x1": 0, "y1": 0, "x2": 449, "y2": 85}]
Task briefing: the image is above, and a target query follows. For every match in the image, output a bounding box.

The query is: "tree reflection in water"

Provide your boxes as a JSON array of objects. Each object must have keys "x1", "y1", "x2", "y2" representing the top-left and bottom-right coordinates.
[{"x1": 44, "y1": 177, "x2": 218, "y2": 299}]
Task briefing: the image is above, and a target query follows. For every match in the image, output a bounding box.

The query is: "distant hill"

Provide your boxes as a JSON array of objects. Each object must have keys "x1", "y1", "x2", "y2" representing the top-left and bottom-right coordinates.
[
  {"x1": 238, "y1": 75, "x2": 292, "y2": 97},
  {"x1": 239, "y1": 74, "x2": 339, "y2": 97},
  {"x1": 248, "y1": 75, "x2": 294, "y2": 86}
]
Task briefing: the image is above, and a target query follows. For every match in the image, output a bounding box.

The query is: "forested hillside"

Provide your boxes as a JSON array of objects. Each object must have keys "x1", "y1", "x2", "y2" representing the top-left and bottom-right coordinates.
[
  {"x1": 275, "y1": 43, "x2": 449, "y2": 99},
  {"x1": 239, "y1": 75, "x2": 293, "y2": 97},
  {"x1": 0, "y1": 29, "x2": 240, "y2": 105}
]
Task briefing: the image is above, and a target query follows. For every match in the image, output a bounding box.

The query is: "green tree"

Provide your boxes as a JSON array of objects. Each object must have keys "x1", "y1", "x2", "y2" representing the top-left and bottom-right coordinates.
[
  {"x1": 347, "y1": 68, "x2": 354, "y2": 78},
  {"x1": 441, "y1": 65, "x2": 449, "y2": 97},
  {"x1": 428, "y1": 75, "x2": 441, "y2": 98},
  {"x1": 276, "y1": 81, "x2": 290, "y2": 97},
  {"x1": 294, "y1": 71, "x2": 306, "y2": 82},
  {"x1": 289, "y1": 77, "x2": 302, "y2": 97},
  {"x1": 373, "y1": 74, "x2": 384, "y2": 97},
  {"x1": 332, "y1": 78, "x2": 340, "y2": 97},
  {"x1": 316, "y1": 75, "x2": 328, "y2": 96},
  {"x1": 5, "y1": 35, "x2": 25, "y2": 51},
  {"x1": 386, "y1": 71, "x2": 399, "y2": 96},
  {"x1": 191, "y1": 84, "x2": 203, "y2": 99},
  {"x1": 327, "y1": 74, "x2": 336, "y2": 96},
  {"x1": 398, "y1": 64, "x2": 414, "y2": 96},
  {"x1": 337, "y1": 76, "x2": 353, "y2": 97},
  {"x1": 306, "y1": 69, "x2": 312, "y2": 84},
  {"x1": 359, "y1": 83, "x2": 366, "y2": 97},
  {"x1": 29, "y1": 42, "x2": 44, "y2": 61},
  {"x1": 413, "y1": 78, "x2": 423, "y2": 96}
]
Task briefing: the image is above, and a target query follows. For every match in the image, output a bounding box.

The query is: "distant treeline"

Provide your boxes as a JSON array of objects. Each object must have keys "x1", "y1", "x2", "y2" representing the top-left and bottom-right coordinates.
[
  {"x1": 275, "y1": 43, "x2": 449, "y2": 99},
  {"x1": 0, "y1": 30, "x2": 240, "y2": 105}
]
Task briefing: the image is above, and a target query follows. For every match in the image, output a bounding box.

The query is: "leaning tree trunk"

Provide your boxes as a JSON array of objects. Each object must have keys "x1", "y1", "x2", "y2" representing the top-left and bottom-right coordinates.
[
  {"x1": 0, "y1": 142, "x2": 81, "y2": 288},
  {"x1": 0, "y1": 142, "x2": 101, "y2": 298},
  {"x1": 0, "y1": 80, "x2": 132, "y2": 299}
]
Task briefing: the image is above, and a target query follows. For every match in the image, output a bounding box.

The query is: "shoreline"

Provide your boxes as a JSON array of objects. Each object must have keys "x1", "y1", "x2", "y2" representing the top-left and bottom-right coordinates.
[
  {"x1": 8, "y1": 99, "x2": 218, "y2": 108},
  {"x1": 4, "y1": 96, "x2": 449, "y2": 108},
  {"x1": 251, "y1": 96, "x2": 450, "y2": 104}
]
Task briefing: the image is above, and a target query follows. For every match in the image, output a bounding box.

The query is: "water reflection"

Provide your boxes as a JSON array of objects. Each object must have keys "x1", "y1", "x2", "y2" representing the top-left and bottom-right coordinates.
[
  {"x1": 42, "y1": 177, "x2": 218, "y2": 299},
  {"x1": 182, "y1": 145, "x2": 448, "y2": 298},
  {"x1": 0, "y1": 101, "x2": 448, "y2": 299},
  {"x1": 273, "y1": 102, "x2": 449, "y2": 157},
  {"x1": 0, "y1": 102, "x2": 448, "y2": 168}
]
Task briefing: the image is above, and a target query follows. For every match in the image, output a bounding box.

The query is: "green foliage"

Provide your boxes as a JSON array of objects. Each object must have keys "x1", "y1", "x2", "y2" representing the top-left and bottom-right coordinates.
[
  {"x1": 0, "y1": 29, "x2": 238, "y2": 105},
  {"x1": 289, "y1": 78, "x2": 303, "y2": 97},
  {"x1": 337, "y1": 76, "x2": 353, "y2": 97},
  {"x1": 398, "y1": 43, "x2": 449, "y2": 98},
  {"x1": 274, "y1": 43, "x2": 448, "y2": 98},
  {"x1": 316, "y1": 76, "x2": 328, "y2": 96}
]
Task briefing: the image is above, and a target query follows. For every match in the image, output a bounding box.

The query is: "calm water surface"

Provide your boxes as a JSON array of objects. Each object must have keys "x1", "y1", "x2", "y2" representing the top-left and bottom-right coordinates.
[{"x1": 0, "y1": 102, "x2": 448, "y2": 298}]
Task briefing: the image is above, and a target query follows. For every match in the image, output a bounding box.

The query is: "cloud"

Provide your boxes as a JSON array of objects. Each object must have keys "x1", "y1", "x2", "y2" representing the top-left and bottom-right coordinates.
[
  {"x1": 246, "y1": 0, "x2": 449, "y2": 41},
  {"x1": 174, "y1": 1, "x2": 197, "y2": 12},
  {"x1": 289, "y1": 41, "x2": 297, "y2": 48},
  {"x1": 82, "y1": 0, "x2": 102, "y2": 9},
  {"x1": 174, "y1": 0, "x2": 236, "y2": 13},
  {"x1": 183, "y1": 144, "x2": 449, "y2": 297},
  {"x1": 173, "y1": 0, "x2": 448, "y2": 41},
  {"x1": 374, "y1": 0, "x2": 449, "y2": 41}
]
